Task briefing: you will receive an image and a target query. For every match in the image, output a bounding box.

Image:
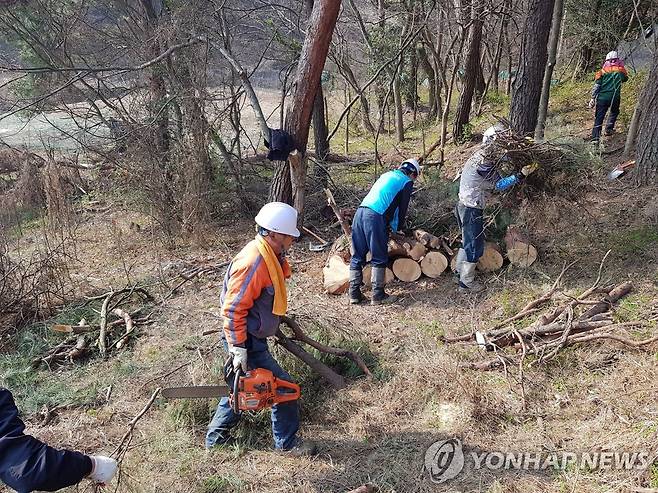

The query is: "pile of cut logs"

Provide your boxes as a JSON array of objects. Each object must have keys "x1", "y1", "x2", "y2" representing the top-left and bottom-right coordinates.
[{"x1": 323, "y1": 225, "x2": 538, "y2": 295}]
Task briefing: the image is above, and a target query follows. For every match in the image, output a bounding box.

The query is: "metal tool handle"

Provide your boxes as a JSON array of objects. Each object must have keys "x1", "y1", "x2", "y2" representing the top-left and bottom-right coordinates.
[{"x1": 231, "y1": 367, "x2": 244, "y2": 414}]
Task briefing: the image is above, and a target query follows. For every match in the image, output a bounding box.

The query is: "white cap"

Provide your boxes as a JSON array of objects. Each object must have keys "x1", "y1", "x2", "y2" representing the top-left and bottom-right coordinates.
[
  {"x1": 400, "y1": 158, "x2": 421, "y2": 176},
  {"x1": 255, "y1": 202, "x2": 300, "y2": 237},
  {"x1": 482, "y1": 125, "x2": 504, "y2": 146},
  {"x1": 606, "y1": 51, "x2": 619, "y2": 61}
]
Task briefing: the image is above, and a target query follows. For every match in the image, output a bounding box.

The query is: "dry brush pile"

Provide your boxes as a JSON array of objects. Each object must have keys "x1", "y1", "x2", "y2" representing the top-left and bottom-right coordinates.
[{"x1": 444, "y1": 253, "x2": 658, "y2": 407}]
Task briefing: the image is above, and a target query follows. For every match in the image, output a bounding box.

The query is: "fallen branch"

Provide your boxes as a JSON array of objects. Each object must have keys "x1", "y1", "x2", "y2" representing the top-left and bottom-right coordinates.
[
  {"x1": 111, "y1": 308, "x2": 134, "y2": 350},
  {"x1": 98, "y1": 292, "x2": 114, "y2": 359},
  {"x1": 324, "y1": 188, "x2": 352, "y2": 237},
  {"x1": 274, "y1": 329, "x2": 347, "y2": 390},
  {"x1": 112, "y1": 387, "x2": 161, "y2": 462},
  {"x1": 281, "y1": 316, "x2": 372, "y2": 377}
]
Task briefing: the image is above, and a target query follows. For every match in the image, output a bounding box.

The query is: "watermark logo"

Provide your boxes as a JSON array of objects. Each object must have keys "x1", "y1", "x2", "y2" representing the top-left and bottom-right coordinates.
[
  {"x1": 424, "y1": 438, "x2": 465, "y2": 484},
  {"x1": 424, "y1": 439, "x2": 651, "y2": 483}
]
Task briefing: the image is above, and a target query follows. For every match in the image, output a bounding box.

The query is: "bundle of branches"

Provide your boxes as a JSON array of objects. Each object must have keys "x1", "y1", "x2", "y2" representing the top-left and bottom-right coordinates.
[
  {"x1": 446, "y1": 255, "x2": 658, "y2": 375},
  {"x1": 487, "y1": 123, "x2": 583, "y2": 196},
  {"x1": 33, "y1": 287, "x2": 153, "y2": 369}
]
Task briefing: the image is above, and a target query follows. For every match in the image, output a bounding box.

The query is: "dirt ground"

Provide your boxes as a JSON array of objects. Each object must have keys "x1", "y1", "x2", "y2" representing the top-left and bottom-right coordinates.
[
  {"x1": 2, "y1": 78, "x2": 658, "y2": 492},
  {"x1": 1, "y1": 143, "x2": 657, "y2": 493}
]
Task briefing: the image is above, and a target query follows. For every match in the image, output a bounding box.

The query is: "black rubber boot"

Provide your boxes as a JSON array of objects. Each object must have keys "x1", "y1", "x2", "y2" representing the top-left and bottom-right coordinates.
[
  {"x1": 371, "y1": 266, "x2": 398, "y2": 305},
  {"x1": 349, "y1": 269, "x2": 367, "y2": 304}
]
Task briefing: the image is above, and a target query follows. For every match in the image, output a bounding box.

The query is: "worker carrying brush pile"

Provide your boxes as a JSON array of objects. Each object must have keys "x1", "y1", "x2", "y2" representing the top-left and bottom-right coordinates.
[
  {"x1": 0, "y1": 388, "x2": 117, "y2": 492},
  {"x1": 349, "y1": 159, "x2": 421, "y2": 305},
  {"x1": 454, "y1": 126, "x2": 539, "y2": 293},
  {"x1": 205, "y1": 202, "x2": 315, "y2": 456},
  {"x1": 588, "y1": 51, "x2": 629, "y2": 144}
]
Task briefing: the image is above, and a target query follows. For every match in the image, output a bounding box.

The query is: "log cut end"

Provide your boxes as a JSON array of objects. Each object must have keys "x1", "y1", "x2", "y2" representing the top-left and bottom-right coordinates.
[
  {"x1": 477, "y1": 242, "x2": 504, "y2": 272},
  {"x1": 420, "y1": 251, "x2": 448, "y2": 278},
  {"x1": 362, "y1": 265, "x2": 395, "y2": 286},
  {"x1": 392, "y1": 258, "x2": 422, "y2": 282},
  {"x1": 323, "y1": 255, "x2": 350, "y2": 294}
]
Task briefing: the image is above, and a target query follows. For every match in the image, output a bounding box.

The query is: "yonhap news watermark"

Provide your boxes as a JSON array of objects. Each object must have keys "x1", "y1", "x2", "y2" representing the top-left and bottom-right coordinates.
[{"x1": 424, "y1": 439, "x2": 652, "y2": 484}]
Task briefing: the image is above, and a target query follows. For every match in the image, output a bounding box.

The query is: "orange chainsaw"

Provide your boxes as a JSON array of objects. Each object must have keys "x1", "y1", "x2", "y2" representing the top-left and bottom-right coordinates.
[{"x1": 161, "y1": 360, "x2": 300, "y2": 414}]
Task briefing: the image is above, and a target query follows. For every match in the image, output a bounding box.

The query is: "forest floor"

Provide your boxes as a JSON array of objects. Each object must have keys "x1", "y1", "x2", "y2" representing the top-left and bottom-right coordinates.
[{"x1": 1, "y1": 79, "x2": 658, "y2": 493}]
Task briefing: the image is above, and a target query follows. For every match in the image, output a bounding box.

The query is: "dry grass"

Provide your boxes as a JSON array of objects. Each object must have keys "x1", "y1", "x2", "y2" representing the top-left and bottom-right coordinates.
[{"x1": 2, "y1": 91, "x2": 658, "y2": 492}]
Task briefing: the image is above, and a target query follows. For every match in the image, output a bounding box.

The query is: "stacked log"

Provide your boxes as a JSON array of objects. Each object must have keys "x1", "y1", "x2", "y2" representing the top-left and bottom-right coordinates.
[
  {"x1": 476, "y1": 242, "x2": 504, "y2": 272},
  {"x1": 504, "y1": 226, "x2": 538, "y2": 267},
  {"x1": 321, "y1": 226, "x2": 532, "y2": 293},
  {"x1": 323, "y1": 229, "x2": 454, "y2": 292},
  {"x1": 323, "y1": 255, "x2": 350, "y2": 294}
]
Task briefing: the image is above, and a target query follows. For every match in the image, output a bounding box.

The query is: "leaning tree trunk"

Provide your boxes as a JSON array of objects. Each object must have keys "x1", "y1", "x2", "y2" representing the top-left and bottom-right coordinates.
[
  {"x1": 509, "y1": 0, "x2": 556, "y2": 136},
  {"x1": 312, "y1": 82, "x2": 329, "y2": 188},
  {"x1": 270, "y1": 0, "x2": 340, "y2": 215},
  {"x1": 452, "y1": 3, "x2": 484, "y2": 142},
  {"x1": 634, "y1": 48, "x2": 658, "y2": 186},
  {"x1": 534, "y1": 0, "x2": 564, "y2": 141}
]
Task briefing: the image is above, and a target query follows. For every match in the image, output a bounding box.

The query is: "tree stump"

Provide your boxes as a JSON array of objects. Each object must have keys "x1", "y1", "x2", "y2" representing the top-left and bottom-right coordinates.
[
  {"x1": 392, "y1": 258, "x2": 422, "y2": 282},
  {"x1": 323, "y1": 255, "x2": 350, "y2": 294},
  {"x1": 504, "y1": 226, "x2": 538, "y2": 267},
  {"x1": 420, "y1": 251, "x2": 448, "y2": 278},
  {"x1": 476, "y1": 242, "x2": 504, "y2": 272}
]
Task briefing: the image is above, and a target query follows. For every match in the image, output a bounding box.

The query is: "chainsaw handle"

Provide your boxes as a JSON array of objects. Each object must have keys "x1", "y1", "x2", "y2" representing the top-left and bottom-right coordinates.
[{"x1": 231, "y1": 367, "x2": 243, "y2": 414}]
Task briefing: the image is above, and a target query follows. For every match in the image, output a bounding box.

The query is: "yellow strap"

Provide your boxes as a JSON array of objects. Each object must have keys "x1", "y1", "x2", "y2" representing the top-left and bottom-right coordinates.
[{"x1": 254, "y1": 235, "x2": 288, "y2": 316}]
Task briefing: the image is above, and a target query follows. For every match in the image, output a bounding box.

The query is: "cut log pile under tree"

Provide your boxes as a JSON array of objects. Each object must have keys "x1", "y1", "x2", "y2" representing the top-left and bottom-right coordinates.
[
  {"x1": 322, "y1": 188, "x2": 540, "y2": 293},
  {"x1": 443, "y1": 253, "x2": 658, "y2": 407}
]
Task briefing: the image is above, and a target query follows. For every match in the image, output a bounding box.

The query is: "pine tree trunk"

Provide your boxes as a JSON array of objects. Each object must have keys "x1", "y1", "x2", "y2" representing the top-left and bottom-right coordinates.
[
  {"x1": 634, "y1": 49, "x2": 658, "y2": 186},
  {"x1": 393, "y1": 68, "x2": 405, "y2": 142},
  {"x1": 269, "y1": 0, "x2": 340, "y2": 212},
  {"x1": 452, "y1": 3, "x2": 484, "y2": 142},
  {"x1": 534, "y1": 0, "x2": 564, "y2": 141},
  {"x1": 509, "y1": 0, "x2": 556, "y2": 136},
  {"x1": 312, "y1": 82, "x2": 329, "y2": 188}
]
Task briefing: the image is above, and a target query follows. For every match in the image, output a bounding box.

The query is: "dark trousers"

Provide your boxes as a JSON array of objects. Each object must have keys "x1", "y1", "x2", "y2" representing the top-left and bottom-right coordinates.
[
  {"x1": 592, "y1": 96, "x2": 620, "y2": 140},
  {"x1": 350, "y1": 207, "x2": 388, "y2": 269},
  {"x1": 205, "y1": 337, "x2": 299, "y2": 450},
  {"x1": 455, "y1": 203, "x2": 485, "y2": 263}
]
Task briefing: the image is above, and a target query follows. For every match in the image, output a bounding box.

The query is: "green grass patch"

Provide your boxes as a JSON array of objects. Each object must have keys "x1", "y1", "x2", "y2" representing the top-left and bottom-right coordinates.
[
  {"x1": 606, "y1": 226, "x2": 658, "y2": 255},
  {"x1": 650, "y1": 461, "x2": 658, "y2": 488},
  {"x1": 0, "y1": 299, "x2": 146, "y2": 414},
  {"x1": 615, "y1": 293, "x2": 654, "y2": 323},
  {"x1": 198, "y1": 474, "x2": 245, "y2": 493}
]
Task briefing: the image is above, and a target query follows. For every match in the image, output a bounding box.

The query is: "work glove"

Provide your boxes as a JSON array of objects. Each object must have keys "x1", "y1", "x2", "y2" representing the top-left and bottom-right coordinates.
[
  {"x1": 89, "y1": 455, "x2": 118, "y2": 485},
  {"x1": 588, "y1": 98, "x2": 595, "y2": 109},
  {"x1": 228, "y1": 345, "x2": 248, "y2": 373},
  {"x1": 521, "y1": 162, "x2": 540, "y2": 176}
]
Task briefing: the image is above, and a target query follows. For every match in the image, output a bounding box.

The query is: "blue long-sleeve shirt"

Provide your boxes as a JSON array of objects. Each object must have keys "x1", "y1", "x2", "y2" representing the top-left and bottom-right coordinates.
[
  {"x1": 360, "y1": 170, "x2": 413, "y2": 231},
  {"x1": 0, "y1": 388, "x2": 92, "y2": 492}
]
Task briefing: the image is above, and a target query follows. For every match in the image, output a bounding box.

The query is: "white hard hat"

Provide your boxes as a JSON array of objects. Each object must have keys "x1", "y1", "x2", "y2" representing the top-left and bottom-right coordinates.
[
  {"x1": 400, "y1": 158, "x2": 421, "y2": 176},
  {"x1": 255, "y1": 202, "x2": 300, "y2": 237},
  {"x1": 605, "y1": 51, "x2": 619, "y2": 61},
  {"x1": 482, "y1": 125, "x2": 504, "y2": 146}
]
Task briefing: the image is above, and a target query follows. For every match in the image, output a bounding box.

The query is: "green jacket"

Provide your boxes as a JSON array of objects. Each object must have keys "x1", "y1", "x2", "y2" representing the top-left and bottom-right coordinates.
[{"x1": 592, "y1": 61, "x2": 629, "y2": 102}]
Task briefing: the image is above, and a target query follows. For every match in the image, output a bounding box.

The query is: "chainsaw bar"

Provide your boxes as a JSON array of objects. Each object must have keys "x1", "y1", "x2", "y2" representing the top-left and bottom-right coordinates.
[{"x1": 161, "y1": 385, "x2": 230, "y2": 399}]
